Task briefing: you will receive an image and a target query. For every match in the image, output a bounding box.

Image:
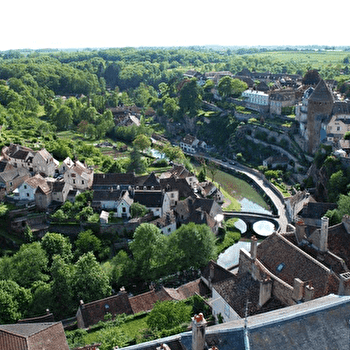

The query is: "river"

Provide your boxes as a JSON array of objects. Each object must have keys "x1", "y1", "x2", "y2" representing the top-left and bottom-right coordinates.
[{"x1": 217, "y1": 198, "x2": 274, "y2": 269}]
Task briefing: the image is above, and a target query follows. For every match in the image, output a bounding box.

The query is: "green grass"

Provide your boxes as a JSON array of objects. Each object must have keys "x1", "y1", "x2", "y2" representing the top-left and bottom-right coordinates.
[{"x1": 82, "y1": 315, "x2": 149, "y2": 346}]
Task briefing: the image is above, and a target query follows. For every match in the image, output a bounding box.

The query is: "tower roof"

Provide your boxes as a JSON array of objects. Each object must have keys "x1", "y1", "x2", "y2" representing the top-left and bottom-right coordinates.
[{"x1": 309, "y1": 79, "x2": 333, "y2": 102}]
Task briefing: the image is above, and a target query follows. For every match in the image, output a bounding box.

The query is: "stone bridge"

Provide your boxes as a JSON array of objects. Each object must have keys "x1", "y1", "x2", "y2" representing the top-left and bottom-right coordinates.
[{"x1": 223, "y1": 211, "x2": 280, "y2": 235}]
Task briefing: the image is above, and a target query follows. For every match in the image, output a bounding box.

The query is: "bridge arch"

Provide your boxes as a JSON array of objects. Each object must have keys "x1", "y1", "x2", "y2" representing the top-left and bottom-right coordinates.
[{"x1": 223, "y1": 211, "x2": 280, "y2": 236}]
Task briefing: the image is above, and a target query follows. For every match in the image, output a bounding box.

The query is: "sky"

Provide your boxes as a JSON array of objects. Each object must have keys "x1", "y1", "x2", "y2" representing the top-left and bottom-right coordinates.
[{"x1": 1, "y1": 0, "x2": 349, "y2": 51}]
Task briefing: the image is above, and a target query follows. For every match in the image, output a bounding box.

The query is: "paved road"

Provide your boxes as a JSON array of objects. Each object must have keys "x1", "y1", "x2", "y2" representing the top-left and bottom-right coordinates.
[{"x1": 198, "y1": 155, "x2": 289, "y2": 233}]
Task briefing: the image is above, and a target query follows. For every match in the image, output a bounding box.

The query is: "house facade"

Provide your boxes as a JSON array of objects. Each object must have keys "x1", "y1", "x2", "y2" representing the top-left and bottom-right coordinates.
[{"x1": 64, "y1": 160, "x2": 93, "y2": 190}]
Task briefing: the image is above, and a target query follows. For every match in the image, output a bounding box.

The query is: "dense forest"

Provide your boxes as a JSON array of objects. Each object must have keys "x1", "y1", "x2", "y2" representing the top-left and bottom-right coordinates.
[{"x1": 1, "y1": 46, "x2": 350, "y2": 339}]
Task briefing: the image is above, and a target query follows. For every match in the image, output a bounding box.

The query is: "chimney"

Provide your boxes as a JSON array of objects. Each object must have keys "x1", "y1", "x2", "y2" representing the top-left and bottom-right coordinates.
[
  {"x1": 46, "y1": 309, "x2": 50, "y2": 315},
  {"x1": 292, "y1": 278, "x2": 305, "y2": 302},
  {"x1": 250, "y1": 236, "x2": 258, "y2": 260},
  {"x1": 192, "y1": 313, "x2": 207, "y2": 350},
  {"x1": 304, "y1": 283, "x2": 315, "y2": 301},
  {"x1": 258, "y1": 276, "x2": 272, "y2": 307},
  {"x1": 295, "y1": 220, "x2": 306, "y2": 244},
  {"x1": 338, "y1": 272, "x2": 350, "y2": 295},
  {"x1": 319, "y1": 216, "x2": 329, "y2": 252},
  {"x1": 342, "y1": 215, "x2": 350, "y2": 234}
]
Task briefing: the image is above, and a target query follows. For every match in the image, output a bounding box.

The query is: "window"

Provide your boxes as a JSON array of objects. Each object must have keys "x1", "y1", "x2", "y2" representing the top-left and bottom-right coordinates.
[
  {"x1": 24, "y1": 185, "x2": 27, "y2": 189},
  {"x1": 73, "y1": 179, "x2": 76, "y2": 184},
  {"x1": 26, "y1": 193, "x2": 29, "y2": 197},
  {"x1": 276, "y1": 263, "x2": 285, "y2": 273},
  {"x1": 82, "y1": 180, "x2": 85, "y2": 185}
]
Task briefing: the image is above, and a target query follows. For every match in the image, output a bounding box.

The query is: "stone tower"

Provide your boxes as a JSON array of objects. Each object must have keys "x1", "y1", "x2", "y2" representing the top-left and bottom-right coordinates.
[{"x1": 305, "y1": 79, "x2": 334, "y2": 154}]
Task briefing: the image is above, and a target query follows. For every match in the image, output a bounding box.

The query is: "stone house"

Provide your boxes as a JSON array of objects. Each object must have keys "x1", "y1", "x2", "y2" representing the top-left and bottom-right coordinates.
[
  {"x1": 2, "y1": 144, "x2": 59, "y2": 177},
  {"x1": 0, "y1": 322, "x2": 69, "y2": 350},
  {"x1": 32, "y1": 148, "x2": 58, "y2": 177},
  {"x1": 47, "y1": 178, "x2": 72, "y2": 204},
  {"x1": 133, "y1": 190, "x2": 171, "y2": 217},
  {"x1": 16, "y1": 174, "x2": 47, "y2": 202},
  {"x1": 92, "y1": 189, "x2": 133, "y2": 219},
  {"x1": 160, "y1": 176, "x2": 196, "y2": 208},
  {"x1": 58, "y1": 156, "x2": 74, "y2": 174},
  {"x1": 269, "y1": 89, "x2": 298, "y2": 115},
  {"x1": 150, "y1": 211, "x2": 177, "y2": 235},
  {"x1": 326, "y1": 101, "x2": 350, "y2": 143},
  {"x1": 180, "y1": 134, "x2": 207, "y2": 154},
  {"x1": 198, "y1": 182, "x2": 224, "y2": 203},
  {"x1": 117, "y1": 294, "x2": 350, "y2": 350},
  {"x1": 0, "y1": 167, "x2": 31, "y2": 194},
  {"x1": 64, "y1": 160, "x2": 93, "y2": 190},
  {"x1": 242, "y1": 89, "x2": 269, "y2": 113},
  {"x1": 262, "y1": 155, "x2": 290, "y2": 169},
  {"x1": 175, "y1": 197, "x2": 222, "y2": 234},
  {"x1": 160, "y1": 164, "x2": 199, "y2": 190}
]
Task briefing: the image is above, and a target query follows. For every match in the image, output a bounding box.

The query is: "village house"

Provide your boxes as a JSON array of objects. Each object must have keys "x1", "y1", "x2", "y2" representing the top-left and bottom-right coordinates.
[
  {"x1": 326, "y1": 101, "x2": 350, "y2": 143},
  {"x1": 269, "y1": 89, "x2": 298, "y2": 115},
  {"x1": 92, "y1": 189, "x2": 133, "y2": 218},
  {"x1": 0, "y1": 167, "x2": 31, "y2": 195},
  {"x1": 76, "y1": 279, "x2": 209, "y2": 329},
  {"x1": 150, "y1": 211, "x2": 177, "y2": 235},
  {"x1": 198, "y1": 182, "x2": 224, "y2": 203},
  {"x1": 241, "y1": 89, "x2": 269, "y2": 113},
  {"x1": 160, "y1": 176, "x2": 197, "y2": 208},
  {"x1": 118, "y1": 294, "x2": 350, "y2": 350},
  {"x1": 0, "y1": 322, "x2": 69, "y2": 350},
  {"x1": 262, "y1": 155, "x2": 290, "y2": 169},
  {"x1": 175, "y1": 197, "x2": 222, "y2": 234},
  {"x1": 133, "y1": 190, "x2": 171, "y2": 217},
  {"x1": 160, "y1": 164, "x2": 199, "y2": 190},
  {"x1": 2, "y1": 144, "x2": 59, "y2": 177},
  {"x1": 63, "y1": 160, "x2": 93, "y2": 190},
  {"x1": 180, "y1": 134, "x2": 207, "y2": 154}
]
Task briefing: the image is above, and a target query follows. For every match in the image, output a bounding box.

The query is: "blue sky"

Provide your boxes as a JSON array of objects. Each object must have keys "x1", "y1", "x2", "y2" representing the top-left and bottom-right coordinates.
[{"x1": 2, "y1": 0, "x2": 348, "y2": 51}]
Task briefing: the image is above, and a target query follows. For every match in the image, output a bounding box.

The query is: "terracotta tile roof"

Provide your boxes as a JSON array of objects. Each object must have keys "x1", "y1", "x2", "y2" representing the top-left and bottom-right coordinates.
[
  {"x1": 0, "y1": 322, "x2": 69, "y2": 350},
  {"x1": 164, "y1": 279, "x2": 210, "y2": 301},
  {"x1": 297, "y1": 202, "x2": 337, "y2": 220},
  {"x1": 257, "y1": 233, "x2": 333, "y2": 298},
  {"x1": 78, "y1": 292, "x2": 133, "y2": 328},
  {"x1": 201, "y1": 260, "x2": 235, "y2": 285},
  {"x1": 129, "y1": 288, "x2": 173, "y2": 314},
  {"x1": 213, "y1": 272, "x2": 285, "y2": 318}
]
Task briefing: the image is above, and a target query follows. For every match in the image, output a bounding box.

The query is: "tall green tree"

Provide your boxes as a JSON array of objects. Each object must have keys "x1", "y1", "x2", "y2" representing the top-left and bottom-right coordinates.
[
  {"x1": 169, "y1": 223, "x2": 216, "y2": 270},
  {"x1": 41, "y1": 232, "x2": 73, "y2": 265},
  {"x1": 179, "y1": 79, "x2": 202, "y2": 117},
  {"x1": 129, "y1": 223, "x2": 167, "y2": 280},
  {"x1": 73, "y1": 252, "x2": 111, "y2": 303}
]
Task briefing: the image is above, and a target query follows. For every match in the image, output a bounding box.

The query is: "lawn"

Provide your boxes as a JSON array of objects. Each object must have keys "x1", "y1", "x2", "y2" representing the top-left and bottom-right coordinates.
[{"x1": 82, "y1": 315, "x2": 149, "y2": 346}]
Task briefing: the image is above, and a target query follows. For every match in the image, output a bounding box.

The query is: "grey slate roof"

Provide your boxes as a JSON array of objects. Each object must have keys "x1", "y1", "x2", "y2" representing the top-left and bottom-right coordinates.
[{"x1": 118, "y1": 294, "x2": 350, "y2": 350}]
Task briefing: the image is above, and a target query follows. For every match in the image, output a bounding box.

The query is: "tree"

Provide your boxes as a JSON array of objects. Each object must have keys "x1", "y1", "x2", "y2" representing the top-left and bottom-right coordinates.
[
  {"x1": 50, "y1": 255, "x2": 75, "y2": 319},
  {"x1": 41, "y1": 232, "x2": 73, "y2": 264},
  {"x1": 129, "y1": 223, "x2": 167, "y2": 280},
  {"x1": 130, "y1": 202, "x2": 148, "y2": 218},
  {"x1": 179, "y1": 79, "x2": 202, "y2": 117},
  {"x1": 163, "y1": 144, "x2": 184, "y2": 161},
  {"x1": 169, "y1": 223, "x2": 216, "y2": 270},
  {"x1": 73, "y1": 252, "x2": 111, "y2": 303},
  {"x1": 218, "y1": 76, "x2": 235, "y2": 98},
  {"x1": 133, "y1": 134, "x2": 151, "y2": 152},
  {"x1": 0, "y1": 280, "x2": 32, "y2": 324},
  {"x1": 147, "y1": 300, "x2": 191, "y2": 331},
  {"x1": 163, "y1": 97, "x2": 179, "y2": 118},
  {"x1": 127, "y1": 147, "x2": 147, "y2": 174},
  {"x1": 75, "y1": 230, "x2": 102, "y2": 257},
  {"x1": 109, "y1": 250, "x2": 135, "y2": 288},
  {"x1": 52, "y1": 105, "x2": 73, "y2": 130},
  {"x1": 11, "y1": 242, "x2": 49, "y2": 288}
]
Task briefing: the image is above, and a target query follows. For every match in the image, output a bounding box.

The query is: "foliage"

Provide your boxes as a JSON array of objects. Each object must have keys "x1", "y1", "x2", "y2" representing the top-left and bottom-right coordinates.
[
  {"x1": 169, "y1": 223, "x2": 217, "y2": 270},
  {"x1": 75, "y1": 230, "x2": 102, "y2": 257},
  {"x1": 41, "y1": 232, "x2": 73, "y2": 264},
  {"x1": 73, "y1": 252, "x2": 111, "y2": 303},
  {"x1": 130, "y1": 202, "x2": 148, "y2": 218},
  {"x1": 147, "y1": 300, "x2": 192, "y2": 331}
]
